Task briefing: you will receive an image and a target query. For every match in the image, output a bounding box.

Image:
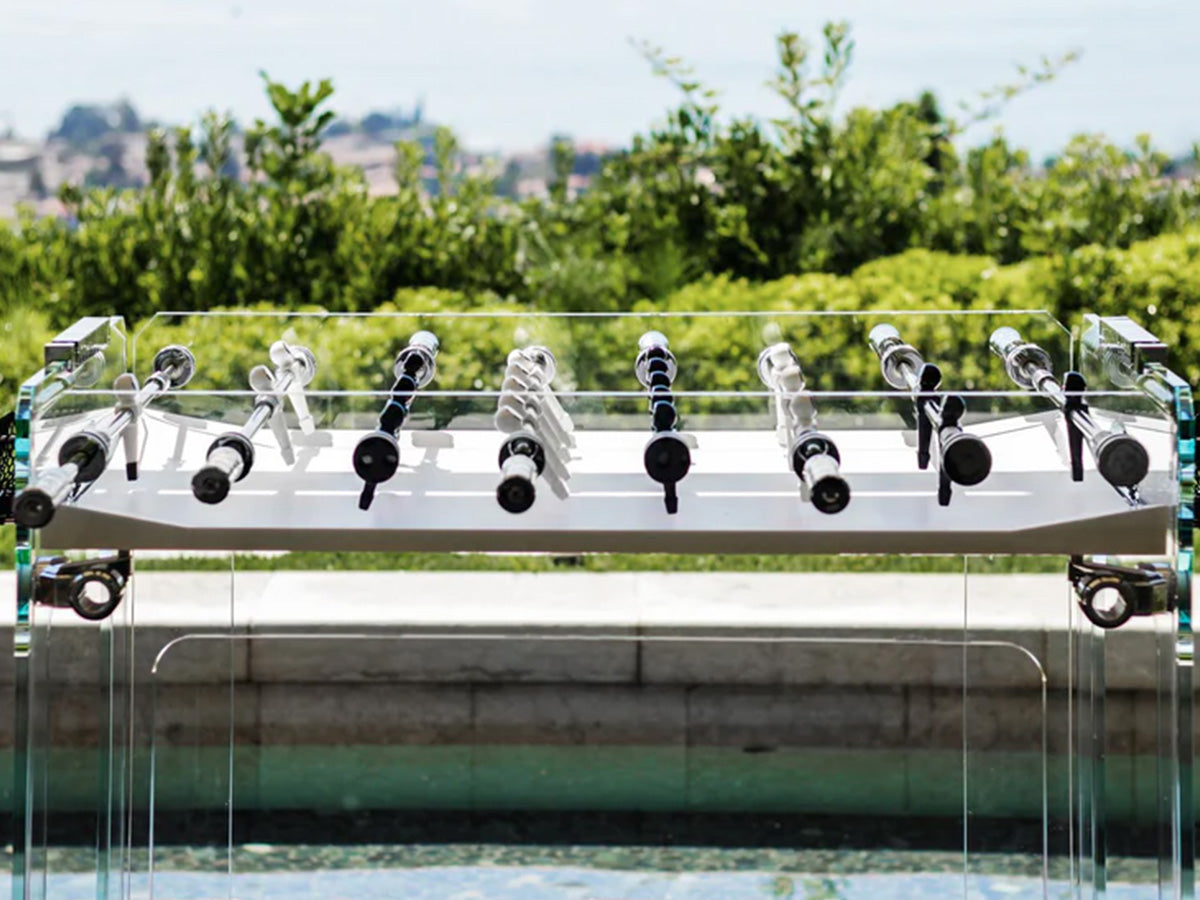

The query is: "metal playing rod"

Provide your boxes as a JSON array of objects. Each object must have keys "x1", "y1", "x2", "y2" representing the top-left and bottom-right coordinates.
[
  {"x1": 635, "y1": 331, "x2": 691, "y2": 515},
  {"x1": 13, "y1": 345, "x2": 196, "y2": 528},
  {"x1": 757, "y1": 341, "x2": 850, "y2": 514},
  {"x1": 868, "y1": 323, "x2": 992, "y2": 506},
  {"x1": 353, "y1": 331, "x2": 439, "y2": 511},
  {"x1": 989, "y1": 326, "x2": 1149, "y2": 489},
  {"x1": 192, "y1": 340, "x2": 317, "y2": 505},
  {"x1": 493, "y1": 346, "x2": 571, "y2": 513}
]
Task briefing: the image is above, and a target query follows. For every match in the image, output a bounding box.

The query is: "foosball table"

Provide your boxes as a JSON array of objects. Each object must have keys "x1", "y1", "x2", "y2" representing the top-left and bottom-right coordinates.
[{"x1": 3, "y1": 309, "x2": 1193, "y2": 898}]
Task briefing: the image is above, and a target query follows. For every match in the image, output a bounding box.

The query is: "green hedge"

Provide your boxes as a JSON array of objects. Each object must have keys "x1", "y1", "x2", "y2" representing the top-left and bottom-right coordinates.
[
  {"x1": 5, "y1": 229, "x2": 1197, "y2": 405},
  {"x1": 6, "y1": 49, "x2": 1200, "y2": 325}
]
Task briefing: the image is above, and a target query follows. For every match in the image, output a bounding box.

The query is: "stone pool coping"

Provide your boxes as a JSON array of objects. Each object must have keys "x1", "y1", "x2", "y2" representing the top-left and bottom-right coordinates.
[{"x1": 0, "y1": 571, "x2": 1175, "y2": 690}]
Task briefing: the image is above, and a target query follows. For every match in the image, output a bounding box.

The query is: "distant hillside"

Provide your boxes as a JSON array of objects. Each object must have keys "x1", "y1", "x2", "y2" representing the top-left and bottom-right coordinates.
[{"x1": 0, "y1": 97, "x2": 616, "y2": 219}]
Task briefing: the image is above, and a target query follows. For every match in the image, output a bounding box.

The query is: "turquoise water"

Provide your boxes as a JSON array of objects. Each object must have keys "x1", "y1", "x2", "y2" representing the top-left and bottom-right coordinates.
[{"x1": 0, "y1": 745, "x2": 1173, "y2": 821}]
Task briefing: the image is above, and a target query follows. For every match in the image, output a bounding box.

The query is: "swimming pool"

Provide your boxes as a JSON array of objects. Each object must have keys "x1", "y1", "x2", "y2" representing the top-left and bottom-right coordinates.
[{"x1": 1, "y1": 844, "x2": 1163, "y2": 899}]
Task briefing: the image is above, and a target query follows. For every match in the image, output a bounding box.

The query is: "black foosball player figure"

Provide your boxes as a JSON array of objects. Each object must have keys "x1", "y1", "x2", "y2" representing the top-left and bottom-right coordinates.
[
  {"x1": 990, "y1": 326, "x2": 1148, "y2": 492},
  {"x1": 868, "y1": 323, "x2": 992, "y2": 506},
  {"x1": 352, "y1": 331, "x2": 439, "y2": 511},
  {"x1": 635, "y1": 331, "x2": 691, "y2": 514}
]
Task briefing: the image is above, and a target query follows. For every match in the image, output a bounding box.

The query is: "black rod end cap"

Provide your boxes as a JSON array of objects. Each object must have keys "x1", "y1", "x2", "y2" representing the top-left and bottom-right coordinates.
[
  {"x1": 497, "y1": 476, "x2": 537, "y2": 514},
  {"x1": 192, "y1": 467, "x2": 231, "y2": 505}
]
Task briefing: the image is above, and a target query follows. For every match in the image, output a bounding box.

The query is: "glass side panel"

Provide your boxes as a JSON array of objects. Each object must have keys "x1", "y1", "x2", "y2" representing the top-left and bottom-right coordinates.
[
  {"x1": 129, "y1": 309, "x2": 1071, "y2": 393},
  {"x1": 10, "y1": 317, "x2": 127, "y2": 900},
  {"x1": 1079, "y1": 315, "x2": 1196, "y2": 900}
]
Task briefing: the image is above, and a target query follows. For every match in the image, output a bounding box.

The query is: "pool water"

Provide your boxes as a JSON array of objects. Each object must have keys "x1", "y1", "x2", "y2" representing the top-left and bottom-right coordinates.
[{"x1": 2, "y1": 845, "x2": 1163, "y2": 899}]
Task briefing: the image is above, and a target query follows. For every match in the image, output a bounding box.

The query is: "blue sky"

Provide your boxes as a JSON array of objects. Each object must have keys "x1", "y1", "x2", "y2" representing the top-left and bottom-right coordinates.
[{"x1": 2, "y1": 0, "x2": 1197, "y2": 156}]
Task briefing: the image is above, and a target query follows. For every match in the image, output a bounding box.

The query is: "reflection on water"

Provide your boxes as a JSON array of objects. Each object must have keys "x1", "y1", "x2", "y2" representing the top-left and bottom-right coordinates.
[
  {"x1": 1, "y1": 845, "x2": 1163, "y2": 900},
  {"x1": 0, "y1": 867, "x2": 1165, "y2": 900}
]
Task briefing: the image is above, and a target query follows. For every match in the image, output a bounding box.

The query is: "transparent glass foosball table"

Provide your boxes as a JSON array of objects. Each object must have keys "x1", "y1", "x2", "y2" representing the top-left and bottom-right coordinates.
[{"x1": 3, "y1": 310, "x2": 1194, "y2": 899}]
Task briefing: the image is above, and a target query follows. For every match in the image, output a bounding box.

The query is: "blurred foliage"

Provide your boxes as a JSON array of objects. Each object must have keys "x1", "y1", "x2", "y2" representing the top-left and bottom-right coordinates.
[
  {"x1": 120, "y1": 230, "x2": 1200, "y2": 399},
  {"x1": 4, "y1": 230, "x2": 1200, "y2": 410},
  {"x1": 1, "y1": 24, "x2": 1197, "y2": 325},
  {"x1": 131, "y1": 550, "x2": 1064, "y2": 574},
  {"x1": 0, "y1": 304, "x2": 54, "y2": 399}
]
